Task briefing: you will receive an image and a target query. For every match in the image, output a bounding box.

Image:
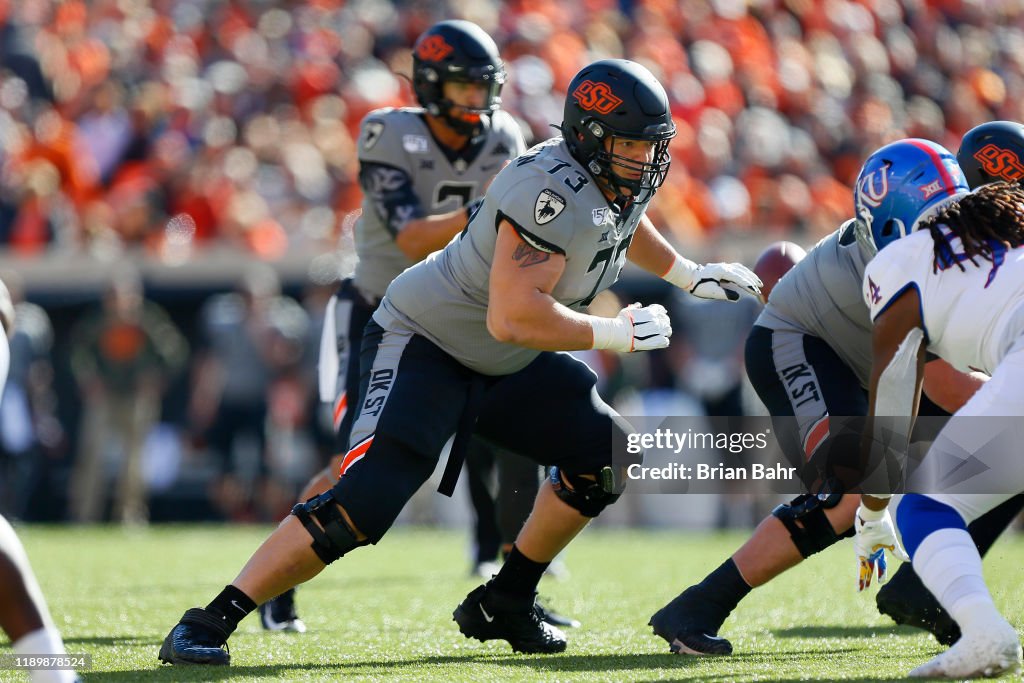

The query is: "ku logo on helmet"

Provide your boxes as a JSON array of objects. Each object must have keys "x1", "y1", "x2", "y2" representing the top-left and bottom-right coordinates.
[
  {"x1": 857, "y1": 163, "x2": 891, "y2": 208},
  {"x1": 572, "y1": 80, "x2": 623, "y2": 115}
]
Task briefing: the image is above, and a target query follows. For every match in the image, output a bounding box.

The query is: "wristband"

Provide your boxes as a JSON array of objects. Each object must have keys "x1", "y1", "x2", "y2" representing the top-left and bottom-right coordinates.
[
  {"x1": 590, "y1": 315, "x2": 630, "y2": 352},
  {"x1": 662, "y1": 254, "x2": 699, "y2": 290},
  {"x1": 857, "y1": 505, "x2": 889, "y2": 522}
]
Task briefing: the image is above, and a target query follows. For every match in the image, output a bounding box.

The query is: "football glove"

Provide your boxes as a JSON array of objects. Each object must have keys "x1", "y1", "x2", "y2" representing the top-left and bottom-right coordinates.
[
  {"x1": 854, "y1": 504, "x2": 910, "y2": 592},
  {"x1": 689, "y1": 263, "x2": 763, "y2": 301},
  {"x1": 590, "y1": 303, "x2": 672, "y2": 353}
]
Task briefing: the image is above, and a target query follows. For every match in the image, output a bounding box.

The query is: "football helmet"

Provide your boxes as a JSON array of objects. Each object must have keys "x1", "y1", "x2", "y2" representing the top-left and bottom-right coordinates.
[
  {"x1": 957, "y1": 120, "x2": 1024, "y2": 189},
  {"x1": 561, "y1": 59, "x2": 676, "y2": 204},
  {"x1": 853, "y1": 138, "x2": 969, "y2": 254},
  {"x1": 412, "y1": 20, "x2": 505, "y2": 136}
]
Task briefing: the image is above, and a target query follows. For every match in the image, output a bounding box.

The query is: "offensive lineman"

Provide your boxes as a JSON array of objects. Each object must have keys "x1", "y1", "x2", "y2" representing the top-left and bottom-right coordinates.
[
  {"x1": 649, "y1": 123, "x2": 1024, "y2": 655},
  {"x1": 852, "y1": 138, "x2": 1023, "y2": 678},
  {"x1": 158, "y1": 58, "x2": 760, "y2": 665},
  {"x1": 258, "y1": 19, "x2": 531, "y2": 633}
]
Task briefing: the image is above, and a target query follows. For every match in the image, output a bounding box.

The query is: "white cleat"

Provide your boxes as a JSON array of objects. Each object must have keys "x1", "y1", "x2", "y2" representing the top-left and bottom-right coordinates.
[{"x1": 909, "y1": 621, "x2": 1022, "y2": 679}]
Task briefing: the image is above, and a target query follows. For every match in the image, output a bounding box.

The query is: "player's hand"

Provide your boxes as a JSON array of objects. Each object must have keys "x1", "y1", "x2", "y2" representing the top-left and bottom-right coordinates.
[
  {"x1": 591, "y1": 303, "x2": 672, "y2": 352},
  {"x1": 854, "y1": 504, "x2": 909, "y2": 592},
  {"x1": 689, "y1": 263, "x2": 762, "y2": 301}
]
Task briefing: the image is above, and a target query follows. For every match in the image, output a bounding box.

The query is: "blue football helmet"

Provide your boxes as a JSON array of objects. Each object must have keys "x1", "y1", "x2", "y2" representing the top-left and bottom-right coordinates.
[{"x1": 853, "y1": 138, "x2": 970, "y2": 254}]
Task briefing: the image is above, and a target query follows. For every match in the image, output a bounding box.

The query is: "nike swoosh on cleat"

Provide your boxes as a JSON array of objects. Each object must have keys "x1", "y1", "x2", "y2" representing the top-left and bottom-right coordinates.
[{"x1": 479, "y1": 604, "x2": 495, "y2": 623}]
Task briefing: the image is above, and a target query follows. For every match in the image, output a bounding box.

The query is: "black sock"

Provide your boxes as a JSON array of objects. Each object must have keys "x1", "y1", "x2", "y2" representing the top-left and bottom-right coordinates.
[
  {"x1": 489, "y1": 545, "x2": 549, "y2": 598},
  {"x1": 205, "y1": 585, "x2": 257, "y2": 632},
  {"x1": 696, "y1": 558, "x2": 752, "y2": 616}
]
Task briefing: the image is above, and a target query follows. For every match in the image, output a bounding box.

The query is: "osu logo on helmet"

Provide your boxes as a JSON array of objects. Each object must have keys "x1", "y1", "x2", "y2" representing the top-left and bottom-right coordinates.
[
  {"x1": 572, "y1": 80, "x2": 623, "y2": 115},
  {"x1": 973, "y1": 143, "x2": 1024, "y2": 182},
  {"x1": 417, "y1": 35, "x2": 454, "y2": 62}
]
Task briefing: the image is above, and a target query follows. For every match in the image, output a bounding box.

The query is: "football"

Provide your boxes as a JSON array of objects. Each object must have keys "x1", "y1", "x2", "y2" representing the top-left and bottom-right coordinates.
[{"x1": 753, "y1": 241, "x2": 807, "y2": 303}]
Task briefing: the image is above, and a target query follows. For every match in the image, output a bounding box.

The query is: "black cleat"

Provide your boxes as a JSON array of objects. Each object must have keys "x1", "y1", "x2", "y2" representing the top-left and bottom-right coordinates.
[
  {"x1": 259, "y1": 588, "x2": 306, "y2": 633},
  {"x1": 536, "y1": 599, "x2": 581, "y2": 628},
  {"x1": 158, "y1": 608, "x2": 231, "y2": 665},
  {"x1": 876, "y1": 567, "x2": 961, "y2": 646},
  {"x1": 649, "y1": 586, "x2": 733, "y2": 656},
  {"x1": 453, "y1": 583, "x2": 568, "y2": 654}
]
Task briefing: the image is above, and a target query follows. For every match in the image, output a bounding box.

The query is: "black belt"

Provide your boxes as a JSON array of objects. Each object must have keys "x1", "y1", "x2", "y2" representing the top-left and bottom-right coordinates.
[{"x1": 438, "y1": 375, "x2": 486, "y2": 497}]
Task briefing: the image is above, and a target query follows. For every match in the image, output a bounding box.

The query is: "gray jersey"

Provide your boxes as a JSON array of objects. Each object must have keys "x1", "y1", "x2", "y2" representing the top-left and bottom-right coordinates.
[
  {"x1": 352, "y1": 107, "x2": 526, "y2": 301},
  {"x1": 376, "y1": 138, "x2": 650, "y2": 375},
  {"x1": 756, "y1": 220, "x2": 874, "y2": 387}
]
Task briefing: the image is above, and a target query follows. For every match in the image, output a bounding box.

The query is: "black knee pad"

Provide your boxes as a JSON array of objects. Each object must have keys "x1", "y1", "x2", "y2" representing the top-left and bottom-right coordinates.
[
  {"x1": 291, "y1": 490, "x2": 367, "y2": 565},
  {"x1": 548, "y1": 466, "x2": 619, "y2": 518},
  {"x1": 772, "y1": 490, "x2": 853, "y2": 559}
]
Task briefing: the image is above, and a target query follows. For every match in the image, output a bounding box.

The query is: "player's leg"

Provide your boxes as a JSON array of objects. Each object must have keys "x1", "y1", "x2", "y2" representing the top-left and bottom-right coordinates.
[
  {"x1": 261, "y1": 281, "x2": 373, "y2": 633},
  {"x1": 160, "y1": 324, "x2": 469, "y2": 665},
  {"x1": 452, "y1": 352, "x2": 623, "y2": 653},
  {"x1": 895, "y1": 364, "x2": 1024, "y2": 678},
  {"x1": 898, "y1": 494, "x2": 1022, "y2": 678},
  {"x1": 492, "y1": 451, "x2": 578, "y2": 627},
  {"x1": 650, "y1": 326, "x2": 867, "y2": 654},
  {"x1": 495, "y1": 451, "x2": 541, "y2": 561},
  {"x1": 877, "y1": 492, "x2": 1024, "y2": 645},
  {"x1": 0, "y1": 516, "x2": 77, "y2": 683}
]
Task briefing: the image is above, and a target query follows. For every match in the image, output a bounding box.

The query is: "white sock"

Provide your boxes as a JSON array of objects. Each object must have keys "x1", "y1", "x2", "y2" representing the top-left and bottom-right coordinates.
[
  {"x1": 912, "y1": 528, "x2": 1002, "y2": 633},
  {"x1": 12, "y1": 628, "x2": 77, "y2": 683}
]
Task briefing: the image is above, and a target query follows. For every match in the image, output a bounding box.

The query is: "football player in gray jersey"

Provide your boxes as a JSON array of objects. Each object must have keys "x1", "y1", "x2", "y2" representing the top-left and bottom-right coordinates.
[
  {"x1": 160, "y1": 58, "x2": 760, "y2": 665},
  {"x1": 650, "y1": 122, "x2": 1024, "y2": 657},
  {"x1": 260, "y1": 20, "x2": 528, "y2": 633}
]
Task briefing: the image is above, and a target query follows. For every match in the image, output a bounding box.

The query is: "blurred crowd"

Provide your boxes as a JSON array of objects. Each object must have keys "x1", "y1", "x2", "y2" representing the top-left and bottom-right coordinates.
[
  {"x1": 2, "y1": 0, "x2": 1024, "y2": 525},
  {"x1": 2, "y1": 0, "x2": 1024, "y2": 260}
]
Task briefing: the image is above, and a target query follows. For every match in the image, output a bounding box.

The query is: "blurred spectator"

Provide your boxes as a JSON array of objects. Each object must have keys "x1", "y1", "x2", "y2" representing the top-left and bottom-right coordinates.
[
  {"x1": 190, "y1": 264, "x2": 308, "y2": 522},
  {"x1": 68, "y1": 266, "x2": 187, "y2": 524},
  {"x1": 1, "y1": 0, "x2": 1024, "y2": 253}
]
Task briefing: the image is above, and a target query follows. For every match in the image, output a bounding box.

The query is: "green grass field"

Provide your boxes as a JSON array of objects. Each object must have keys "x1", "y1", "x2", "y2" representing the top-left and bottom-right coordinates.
[{"x1": 10, "y1": 524, "x2": 1024, "y2": 681}]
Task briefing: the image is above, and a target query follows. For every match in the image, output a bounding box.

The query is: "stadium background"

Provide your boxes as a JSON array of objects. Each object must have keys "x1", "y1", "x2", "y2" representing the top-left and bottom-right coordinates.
[{"x1": 0, "y1": 0, "x2": 1021, "y2": 532}]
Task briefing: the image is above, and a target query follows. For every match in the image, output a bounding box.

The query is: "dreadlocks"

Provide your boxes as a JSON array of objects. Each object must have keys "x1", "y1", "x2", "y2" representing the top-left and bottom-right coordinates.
[{"x1": 921, "y1": 181, "x2": 1024, "y2": 273}]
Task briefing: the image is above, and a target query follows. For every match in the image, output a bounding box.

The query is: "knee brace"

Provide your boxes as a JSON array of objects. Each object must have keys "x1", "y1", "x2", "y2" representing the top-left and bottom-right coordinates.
[
  {"x1": 772, "y1": 489, "x2": 853, "y2": 559},
  {"x1": 549, "y1": 466, "x2": 619, "y2": 518},
  {"x1": 291, "y1": 490, "x2": 367, "y2": 565}
]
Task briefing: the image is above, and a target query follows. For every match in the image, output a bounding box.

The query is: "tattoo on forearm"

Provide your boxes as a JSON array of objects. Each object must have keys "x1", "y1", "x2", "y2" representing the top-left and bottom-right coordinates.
[{"x1": 512, "y1": 242, "x2": 550, "y2": 268}]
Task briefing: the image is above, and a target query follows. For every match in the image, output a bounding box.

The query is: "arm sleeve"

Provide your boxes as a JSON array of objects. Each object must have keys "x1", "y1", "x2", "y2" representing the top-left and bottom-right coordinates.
[
  {"x1": 358, "y1": 161, "x2": 425, "y2": 238},
  {"x1": 356, "y1": 113, "x2": 425, "y2": 238}
]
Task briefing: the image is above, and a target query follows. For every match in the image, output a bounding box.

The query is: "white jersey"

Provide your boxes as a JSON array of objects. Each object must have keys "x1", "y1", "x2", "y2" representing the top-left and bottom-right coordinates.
[{"x1": 863, "y1": 228, "x2": 1024, "y2": 375}]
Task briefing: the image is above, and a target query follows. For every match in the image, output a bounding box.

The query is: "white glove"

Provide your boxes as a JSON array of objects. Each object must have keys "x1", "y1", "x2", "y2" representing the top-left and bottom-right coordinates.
[
  {"x1": 688, "y1": 262, "x2": 763, "y2": 301},
  {"x1": 854, "y1": 504, "x2": 910, "y2": 592},
  {"x1": 590, "y1": 303, "x2": 672, "y2": 353}
]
